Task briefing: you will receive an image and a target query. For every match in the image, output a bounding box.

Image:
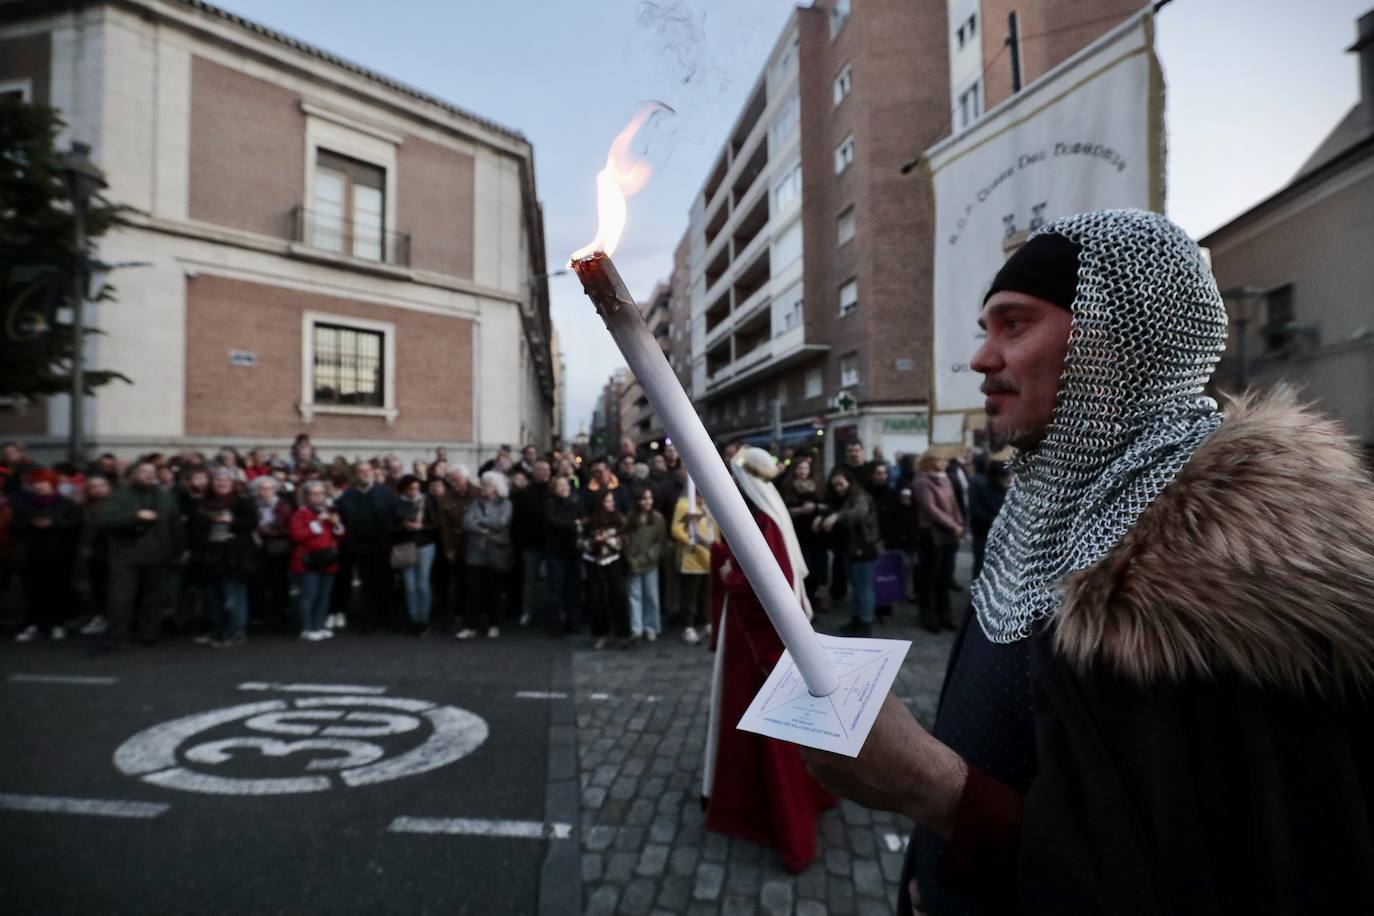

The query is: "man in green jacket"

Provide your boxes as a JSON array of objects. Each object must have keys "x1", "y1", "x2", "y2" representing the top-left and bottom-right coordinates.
[{"x1": 97, "y1": 461, "x2": 184, "y2": 647}]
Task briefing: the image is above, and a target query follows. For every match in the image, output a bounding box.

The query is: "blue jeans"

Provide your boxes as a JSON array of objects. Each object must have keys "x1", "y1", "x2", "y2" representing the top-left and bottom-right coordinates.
[
  {"x1": 846, "y1": 558, "x2": 877, "y2": 624},
  {"x1": 401, "y1": 543, "x2": 436, "y2": 625},
  {"x1": 626, "y1": 567, "x2": 661, "y2": 636},
  {"x1": 210, "y1": 577, "x2": 248, "y2": 639},
  {"x1": 295, "y1": 571, "x2": 333, "y2": 633}
]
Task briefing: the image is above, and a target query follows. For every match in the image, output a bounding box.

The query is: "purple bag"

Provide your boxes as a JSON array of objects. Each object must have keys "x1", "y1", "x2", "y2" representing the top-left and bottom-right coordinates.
[{"x1": 874, "y1": 550, "x2": 906, "y2": 606}]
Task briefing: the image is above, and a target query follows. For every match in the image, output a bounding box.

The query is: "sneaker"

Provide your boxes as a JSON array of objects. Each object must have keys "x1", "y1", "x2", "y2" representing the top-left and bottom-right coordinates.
[
  {"x1": 682, "y1": 626, "x2": 700, "y2": 645},
  {"x1": 317, "y1": 628, "x2": 334, "y2": 639},
  {"x1": 80, "y1": 617, "x2": 107, "y2": 636},
  {"x1": 211, "y1": 634, "x2": 246, "y2": 649},
  {"x1": 299, "y1": 630, "x2": 321, "y2": 641},
  {"x1": 14, "y1": 625, "x2": 39, "y2": 643},
  {"x1": 645, "y1": 631, "x2": 658, "y2": 642},
  {"x1": 51, "y1": 626, "x2": 66, "y2": 641},
  {"x1": 487, "y1": 626, "x2": 500, "y2": 639},
  {"x1": 454, "y1": 628, "x2": 478, "y2": 640},
  {"x1": 592, "y1": 637, "x2": 608, "y2": 650},
  {"x1": 192, "y1": 633, "x2": 216, "y2": 645},
  {"x1": 518, "y1": 613, "x2": 531, "y2": 628}
]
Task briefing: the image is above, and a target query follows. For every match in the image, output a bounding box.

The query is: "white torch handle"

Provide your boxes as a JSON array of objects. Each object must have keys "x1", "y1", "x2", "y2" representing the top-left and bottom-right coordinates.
[{"x1": 585, "y1": 260, "x2": 837, "y2": 697}]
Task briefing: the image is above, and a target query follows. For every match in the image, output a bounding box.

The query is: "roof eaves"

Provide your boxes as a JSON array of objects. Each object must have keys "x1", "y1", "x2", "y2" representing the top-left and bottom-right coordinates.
[{"x1": 172, "y1": 0, "x2": 528, "y2": 146}]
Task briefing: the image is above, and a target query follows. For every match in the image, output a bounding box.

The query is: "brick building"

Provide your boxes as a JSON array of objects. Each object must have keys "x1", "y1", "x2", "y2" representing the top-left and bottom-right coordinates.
[
  {"x1": 679, "y1": 0, "x2": 1143, "y2": 468},
  {"x1": 0, "y1": 0, "x2": 554, "y2": 464}
]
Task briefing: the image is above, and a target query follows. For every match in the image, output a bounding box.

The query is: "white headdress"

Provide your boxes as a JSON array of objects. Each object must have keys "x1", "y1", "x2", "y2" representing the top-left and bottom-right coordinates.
[{"x1": 730, "y1": 447, "x2": 812, "y2": 619}]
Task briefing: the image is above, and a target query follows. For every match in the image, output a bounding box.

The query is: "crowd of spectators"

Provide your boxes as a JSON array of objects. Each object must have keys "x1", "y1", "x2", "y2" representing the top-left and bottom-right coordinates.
[{"x1": 0, "y1": 432, "x2": 1008, "y2": 651}]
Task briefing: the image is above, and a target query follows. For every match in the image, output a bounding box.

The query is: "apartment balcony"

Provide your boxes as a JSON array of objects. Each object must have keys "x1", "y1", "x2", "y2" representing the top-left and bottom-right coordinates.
[
  {"x1": 730, "y1": 86, "x2": 768, "y2": 160},
  {"x1": 289, "y1": 206, "x2": 411, "y2": 269},
  {"x1": 704, "y1": 325, "x2": 825, "y2": 397}
]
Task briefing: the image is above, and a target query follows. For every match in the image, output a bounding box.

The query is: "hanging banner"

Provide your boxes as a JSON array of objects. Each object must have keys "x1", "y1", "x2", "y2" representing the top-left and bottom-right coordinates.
[{"x1": 923, "y1": 6, "x2": 1164, "y2": 415}]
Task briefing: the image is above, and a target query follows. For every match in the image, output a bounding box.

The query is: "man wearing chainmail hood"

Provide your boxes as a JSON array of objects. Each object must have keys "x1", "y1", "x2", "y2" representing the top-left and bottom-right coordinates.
[{"x1": 801, "y1": 208, "x2": 1374, "y2": 914}]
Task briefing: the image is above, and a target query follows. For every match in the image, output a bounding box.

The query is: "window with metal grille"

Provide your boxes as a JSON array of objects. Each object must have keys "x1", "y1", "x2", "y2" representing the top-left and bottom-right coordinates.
[{"x1": 312, "y1": 323, "x2": 384, "y2": 407}]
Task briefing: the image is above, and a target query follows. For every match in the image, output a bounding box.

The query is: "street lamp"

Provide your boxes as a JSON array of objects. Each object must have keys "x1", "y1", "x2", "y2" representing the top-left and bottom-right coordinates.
[{"x1": 57, "y1": 141, "x2": 107, "y2": 465}]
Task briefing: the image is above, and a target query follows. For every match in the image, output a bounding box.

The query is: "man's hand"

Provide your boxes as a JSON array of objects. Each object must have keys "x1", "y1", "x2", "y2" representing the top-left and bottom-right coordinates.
[
  {"x1": 799, "y1": 692, "x2": 967, "y2": 839},
  {"x1": 821, "y1": 514, "x2": 838, "y2": 532}
]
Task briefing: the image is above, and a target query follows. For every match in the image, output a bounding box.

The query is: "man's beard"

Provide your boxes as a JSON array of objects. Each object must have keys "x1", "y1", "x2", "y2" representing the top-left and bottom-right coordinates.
[{"x1": 988, "y1": 423, "x2": 1046, "y2": 453}]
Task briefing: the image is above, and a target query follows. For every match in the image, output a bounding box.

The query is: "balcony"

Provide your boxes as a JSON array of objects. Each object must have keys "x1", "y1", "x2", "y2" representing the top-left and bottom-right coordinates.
[
  {"x1": 704, "y1": 245, "x2": 730, "y2": 293},
  {"x1": 731, "y1": 194, "x2": 770, "y2": 265},
  {"x1": 731, "y1": 141, "x2": 769, "y2": 210},
  {"x1": 707, "y1": 338, "x2": 733, "y2": 377},
  {"x1": 702, "y1": 152, "x2": 729, "y2": 211},
  {"x1": 734, "y1": 307, "x2": 771, "y2": 361},
  {"x1": 732, "y1": 249, "x2": 770, "y2": 309},
  {"x1": 730, "y1": 86, "x2": 768, "y2": 159},
  {"x1": 290, "y1": 206, "x2": 411, "y2": 267},
  {"x1": 704, "y1": 290, "x2": 732, "y2": 337}
]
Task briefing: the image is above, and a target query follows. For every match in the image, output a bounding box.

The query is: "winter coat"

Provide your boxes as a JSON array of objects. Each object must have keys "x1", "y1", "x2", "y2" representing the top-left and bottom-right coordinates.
[
  {"x1": 670, "y1": 497, "x2": 716, "y2": 574},
  {"x1": 781, "y1": 477, "x2": 825, "y2": 551},
  {"x1": 252, "y1": 497, "x2": 294, "y2": 559},
  {"x1": 544, "y1": 494, "x2": 581, "y2": 560},
  {"x1": 579, "y1": 510, "x2": 625, "y2": 566},
  {"x1": 968, "y1": 472, "x2": 1008, "y2": 538},
  {"x1": 97, "y1": 483, "x2": 184, "y2": 567},
  {"x1": 73, "y1": 497, "x2": 110, "y2": 595},
  {"x1": 624, "y1": 511, "x2": 667, "y2": 575},
  {"x1": 393, "y1": 494, "x2": 439, "y2": 547},
  {"x1": 906, "y1": 391, "x2": 1374, "y2": 915},
  {"x1": 187, "y1": 495, "x2": 258, "y2": 580},
  {"x1": 580, "y1": 475, "x2": 632, "y2": 516},
  {"x1": 511, "y1": 481, "x2": 549, "y2": 551},
  {"x1": 463, "y1": 497, "x2": 512, "y2": 571},
  {"x1": 289, "y1": 505, "x2": 345, "y2": 575},
  {"x1": 913, "y1": 472, "x2": 964, "y2": 543},
  {"x1": 832, "y1": 486, "x2": 880, "y2": 562},
  {"x1": 10, "y1": 492, "x2": 80, "y2": 564},
  {"x1": 437, "y1": 486, "x2": 475, "y2": 561},
  {"x1": 336, "y1": 484, "x2": 397, "y2": 555}
]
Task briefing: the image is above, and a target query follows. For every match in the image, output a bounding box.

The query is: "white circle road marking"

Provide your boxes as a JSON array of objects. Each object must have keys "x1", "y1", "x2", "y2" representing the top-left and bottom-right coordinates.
[{"x1": 114, "y1": 695, "x2": 488, "y2": 795}]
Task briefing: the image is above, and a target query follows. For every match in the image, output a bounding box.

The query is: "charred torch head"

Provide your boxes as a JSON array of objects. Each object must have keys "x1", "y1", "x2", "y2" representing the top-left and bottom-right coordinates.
[{"x1": 570, "y1": 252, "x2": 635, "y2": 320}]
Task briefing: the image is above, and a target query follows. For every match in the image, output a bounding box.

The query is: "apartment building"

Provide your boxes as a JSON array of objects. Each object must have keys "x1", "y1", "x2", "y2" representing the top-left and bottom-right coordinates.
[
  {"x1": 621, "y1": 281, "x2": 672, "y2": 449},
  {"x1": 684, "y1": 0, "x2": 949, "y2": 466},
  {"x1": 0, "y1": 0, "x2": 554, "y2": 464},
  {"x1": 947, "y1": 0, "x2": 1142, "y2": 135}
]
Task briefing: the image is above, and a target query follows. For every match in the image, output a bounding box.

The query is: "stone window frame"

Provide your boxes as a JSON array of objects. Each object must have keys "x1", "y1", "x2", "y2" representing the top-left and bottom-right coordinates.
[
  {"x1": 300, "y1": 102, "x2": 402, "y2": 263},
  {"x1": 299, "y1": 310, "x2": 398, "y2": 424}
]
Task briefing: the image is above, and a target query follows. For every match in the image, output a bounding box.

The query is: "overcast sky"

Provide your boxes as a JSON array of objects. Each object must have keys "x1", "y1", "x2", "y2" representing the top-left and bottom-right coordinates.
[{"x1": 210, "y1": 0, "x2": 1371, "y2": 437}]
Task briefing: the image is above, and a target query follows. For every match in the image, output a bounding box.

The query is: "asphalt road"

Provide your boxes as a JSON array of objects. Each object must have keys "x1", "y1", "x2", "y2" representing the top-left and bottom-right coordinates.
[{"x1": 0, "y1": 629, "x2": 573, "y2": 915}]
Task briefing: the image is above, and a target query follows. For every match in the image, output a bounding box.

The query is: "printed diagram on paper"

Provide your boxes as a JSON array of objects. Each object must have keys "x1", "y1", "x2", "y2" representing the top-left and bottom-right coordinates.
[{"x1": 737, "y1": 634, "x2": 911, "y2": 757}]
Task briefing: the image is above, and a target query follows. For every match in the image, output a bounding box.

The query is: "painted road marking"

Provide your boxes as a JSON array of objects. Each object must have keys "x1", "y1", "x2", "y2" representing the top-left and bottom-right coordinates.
[
  {"x1": 515, "y1": 691, "x2": 569, "y2": 700},
  {"x1": 883, "y1": 831, "x2": 910, "y2": 852},
  {"x1": 115, "y1": 696, "x2": 488, "y2": 795},
  {"x1": 588, "y1": 693, "x2": 612, "y2": 701},
  {"x1": 388, "y1": 816, "x2": 573, "y2": 840},
  {"x1": 7, "y1": 674, "x2": 119, "y2": 686},
  {"x1": 0, "y1": 793, "x2": 168, "y2": 819},
  {"x1": 238, "y1": 682, "x2": 387, "y2": 695}
]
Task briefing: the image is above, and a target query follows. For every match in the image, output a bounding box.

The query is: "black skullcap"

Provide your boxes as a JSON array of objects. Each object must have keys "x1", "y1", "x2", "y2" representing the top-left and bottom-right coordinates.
[{"x1": 983, "y1": 232, "x2": 1082, "y2": 311}]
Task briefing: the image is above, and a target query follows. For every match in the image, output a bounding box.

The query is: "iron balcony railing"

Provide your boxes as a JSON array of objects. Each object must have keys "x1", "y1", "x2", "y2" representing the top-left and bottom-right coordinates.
[{"x1": 290, "y1": 206, "x2": 411, "y2": 268}]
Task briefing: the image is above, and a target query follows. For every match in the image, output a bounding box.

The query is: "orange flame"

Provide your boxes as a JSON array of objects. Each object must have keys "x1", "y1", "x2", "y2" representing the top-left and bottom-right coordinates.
[{"x1": 571, "y1": 104, "x2": 665, "y2": 261}]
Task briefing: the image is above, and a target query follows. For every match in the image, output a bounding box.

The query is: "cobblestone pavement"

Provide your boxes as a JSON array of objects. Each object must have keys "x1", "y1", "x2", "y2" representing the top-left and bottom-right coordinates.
[{"x1": 572, "y1": 601, "x2": 960, "y2": 916}]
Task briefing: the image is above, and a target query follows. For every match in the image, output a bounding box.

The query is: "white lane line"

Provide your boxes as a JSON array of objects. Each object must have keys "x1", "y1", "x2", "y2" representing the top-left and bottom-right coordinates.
[
  {"x1": 7, "y1": 674, "x2": 119, "y2": 686},
  {"x1": 515, "y1": 691, "x2": 569, "y2": 700},
  {"x1": 388, "y1": 816, "x2": 573, "y2": 840},
  {"x1": 588, "y1": 692, "x2": 611, "y2": 701},
  {"x1": 883, "y1": 831, "x2": 910, "y2": 853},
  {"x1": 0, "y1": 793, "x2": 168, "y2": 819},
  {"x1": 238, "y1": 682, "x2": 387, "y2": 695}
]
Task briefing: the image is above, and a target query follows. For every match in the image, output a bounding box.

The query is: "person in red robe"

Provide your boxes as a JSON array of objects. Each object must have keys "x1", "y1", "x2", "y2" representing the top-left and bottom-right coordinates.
[{"x1": 703, "y1": 447, "x2": 835, "y2": 873}]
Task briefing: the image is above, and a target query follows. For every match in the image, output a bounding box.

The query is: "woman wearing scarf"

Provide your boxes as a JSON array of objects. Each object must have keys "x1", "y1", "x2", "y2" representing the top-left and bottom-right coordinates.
[
  {"x1": 817, "y1": 466, "x2": 881, "y2": 637},
  {"x1": 702, "y1": 447, "x2": 834, "y2": 873}
]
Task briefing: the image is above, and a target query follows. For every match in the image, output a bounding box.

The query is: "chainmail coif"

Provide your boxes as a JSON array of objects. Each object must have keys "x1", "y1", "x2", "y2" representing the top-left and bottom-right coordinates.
[{"x1": 972, "y1": 208, "x2": 1229, "y2": 643}]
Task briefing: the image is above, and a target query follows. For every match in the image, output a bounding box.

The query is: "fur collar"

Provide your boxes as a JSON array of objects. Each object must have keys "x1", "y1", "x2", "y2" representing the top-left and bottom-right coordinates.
[{"x1": 1054, "y1": 389, "x2": 1374, "y2": 695}]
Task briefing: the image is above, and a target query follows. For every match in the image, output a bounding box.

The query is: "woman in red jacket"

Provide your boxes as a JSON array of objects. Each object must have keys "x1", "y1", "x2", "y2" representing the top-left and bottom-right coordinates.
[{"x1": 290, "y1": 480, "x2": 345, "y2": 641}]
